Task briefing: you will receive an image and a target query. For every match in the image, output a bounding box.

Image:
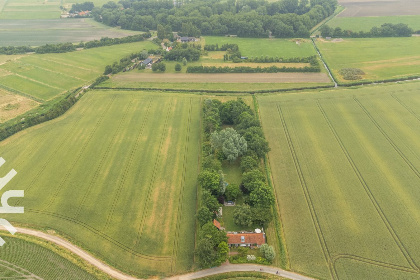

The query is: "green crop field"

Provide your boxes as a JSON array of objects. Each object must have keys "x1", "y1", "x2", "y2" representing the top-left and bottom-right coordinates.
[
  {"x1": 315, "y1": 37, "x2": 420, "y2": 82},
  {"x1": 0, "y1": 19, "x2": 141, "y2": 47},
  {"x1": 0, "y1": 90, "x2": 201, "y2": 278},
  {"x1": 0, "y1": 233, "x2": 108, "y2": 279},
  {"x1": 327, "y1": 15, "x2": 420, "y2": 32},
  {"x1": 258, "y1": 81, "x2": 420, "y2": 279},
  {"x1": 0, "y1": 41, "x2": 155, "y2": 101},
  {"x1": 204, "y1": 37, "x2": 317, "y2": 58},
  {"x1": 0, "y1": 0, "x2": 61, "y2": 19}
]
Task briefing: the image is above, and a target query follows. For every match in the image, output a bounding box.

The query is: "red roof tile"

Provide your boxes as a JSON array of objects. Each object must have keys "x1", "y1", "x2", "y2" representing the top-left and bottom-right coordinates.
[
  {"x1": 227, "y1": 232, "x2": 265, "y2": 246},
  {"x1": 213, "y1": 219, "x2": 221, "y2": 230}
]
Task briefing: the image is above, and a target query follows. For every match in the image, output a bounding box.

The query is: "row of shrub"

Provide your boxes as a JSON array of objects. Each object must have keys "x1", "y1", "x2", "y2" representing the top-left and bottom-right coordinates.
[
  {"x1": 320, "y1": 23, "x2": 413, "y2": 38},
  {"x1": 0, "y1": 33, "x2": 151, "y2": 55},
  {"x1": 187, "y1": 65, "x2": 320, "y2": 73},
  {"x1": 204, "y1": 44, "x2": 239, "y2": 52},
  {"x1": 103, "y1": 51, "x2": 149, "y2": 75}
]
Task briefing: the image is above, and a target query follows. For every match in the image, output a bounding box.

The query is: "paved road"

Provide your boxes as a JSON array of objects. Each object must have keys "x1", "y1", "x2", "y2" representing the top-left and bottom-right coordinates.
[
  {"x1": 167, "y1": 263, "x2": 315, "y2": 280},
  {"x1": 2, "y1": 227, "x2": 315, "y2": 280}
]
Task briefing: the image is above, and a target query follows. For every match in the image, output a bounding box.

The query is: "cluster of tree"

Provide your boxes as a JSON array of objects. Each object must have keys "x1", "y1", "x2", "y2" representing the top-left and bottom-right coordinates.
[
  {"x1": 152, "y1": 62, "x2": 166, "y2": 72},
  {"x1": 195, "y1": 222, "x2": 229, "y2": 268},
  {"x1": 70, "y1": 2, "x2": 94, "y2": 13},
  {"x1": 164, "y1": 47, "x2": 201, "y2": 61},
  {"x1": 0, "y1": 90, "x2": 80, "y2": 141},
  {"x1": 104, "y1": 50, "x2": 149, "y2": 75},
  {"x1": 92, "y1": 0, "x2": 337, "y2": 38},
  {"x1": 35, "y1": 43, "x2": 76, "y2": 54},
  {"x1": 198, "y1": 99, "x2": 273, "y2": 229},
  {"x1": 157, "y1": 24, "x2": 174, "y2": 40},
  {"x1": 320, "y1": 23, "x2": 413, "y2": 38},
  {"x1": 186, "y1": 65, "x2": 320, "y2": 73}
]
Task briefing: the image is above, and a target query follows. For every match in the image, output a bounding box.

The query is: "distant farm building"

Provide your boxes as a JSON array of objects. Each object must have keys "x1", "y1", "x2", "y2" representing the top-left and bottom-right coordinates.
[
  {"x1": 141, "y1": 57, "x2": 153, "y2": 68},
  {"x1": 180, "y1": 37, "x2": 196, "y2": 43},
  {"x1": 227, "y1": 230, "x2": 266, "y2": 248}
]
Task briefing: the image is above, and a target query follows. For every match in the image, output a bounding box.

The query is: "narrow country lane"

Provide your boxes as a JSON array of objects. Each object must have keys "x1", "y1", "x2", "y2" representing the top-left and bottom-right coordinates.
[{"x1": 1, "y1": 227, "x2": 316, "y2": 280}]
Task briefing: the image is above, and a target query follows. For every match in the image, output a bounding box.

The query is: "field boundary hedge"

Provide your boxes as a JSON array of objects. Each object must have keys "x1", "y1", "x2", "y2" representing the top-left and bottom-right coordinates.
[{"x1": 93, "y1": 85, "x2": 335, "y2": 94}]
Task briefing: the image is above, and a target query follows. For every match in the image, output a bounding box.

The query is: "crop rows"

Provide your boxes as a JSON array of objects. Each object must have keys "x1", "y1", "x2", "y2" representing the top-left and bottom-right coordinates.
[{"x1": 258, "y1": 83, "x2": 420, "y2": 279}]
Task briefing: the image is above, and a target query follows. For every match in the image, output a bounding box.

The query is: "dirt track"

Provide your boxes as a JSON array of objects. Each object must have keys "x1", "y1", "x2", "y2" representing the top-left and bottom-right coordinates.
[
  {"x1": 114, "y1": 72, "x2": 331, "y2": 83},
  {"x1": 2, "y1": 227, "x2": 315, "y2": 280}
]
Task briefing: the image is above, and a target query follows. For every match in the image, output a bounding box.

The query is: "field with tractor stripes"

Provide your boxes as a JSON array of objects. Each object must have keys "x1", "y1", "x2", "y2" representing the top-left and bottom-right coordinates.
[
  {"x1": 0, "y1": 91, "x2": 201, "y2": 277},
  {"x1": 258, "y1": 82, "x2": 420, "y2": 280}
]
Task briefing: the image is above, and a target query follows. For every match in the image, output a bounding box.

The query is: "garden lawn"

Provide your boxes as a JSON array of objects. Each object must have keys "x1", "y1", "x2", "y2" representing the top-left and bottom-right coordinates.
[
  {"x1": 258, "y1": 81, "x2": 420, "y2": 280},
  {"x1": 0, "y1": 90, "x2": 201, "y2": 278}
]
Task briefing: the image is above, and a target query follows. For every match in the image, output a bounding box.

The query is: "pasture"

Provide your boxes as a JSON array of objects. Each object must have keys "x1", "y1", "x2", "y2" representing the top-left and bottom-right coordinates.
[
  {"x1": 204, "y1": 37, "x2": 317, "y2": 58},
  {"x1": 326, "y1": 15, "x2": 420, "y2": 32},
  {"x1": 0, "y1": 233, "x2": 107, "y2": 280},
  {"x1": 0, "y1": 90, "x2": 201, "y2": 278},
  {"x1": 0, "y1": 19, "x2": 140, "y2": 47},
  {"x1": 315, "y1": 37, "x2": 420, "y2": 82},
  {"x1": 0, "y1": 41, "x2": 155, "y2": 101},
  {"x1": 258, "y1": 81, "x2": 420, "y2": 279},
  {"x1": 337, "y1": 0, "x2": 420, "y2": 17}
]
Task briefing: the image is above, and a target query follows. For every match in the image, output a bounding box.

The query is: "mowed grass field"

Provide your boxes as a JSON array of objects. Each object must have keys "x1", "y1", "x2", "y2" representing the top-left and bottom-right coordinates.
[
  {"x1": 258, "y1": 81, "x2": 420, "y2": 279},
  {"x1": 316, "y1": 37, "x2": 420, "y2": 82},
  {"x1": 327, "y1": 15, "x2": 420, "y2": 32},
  {"x1": 204, "y1": 37, "x2": 317, "y2": 58},
  {"x1": 0, "y1": 234, "x2": 105, "y2": 280},
  {"x1": 0, "y1": 91, "x2": 201, "y2": 277},
  {"x1": 0, "y1": 19, "x2": 141, "y2": 47},
  {"x1": 0, "y1": 41, "x2": 155, "y2": 101}
]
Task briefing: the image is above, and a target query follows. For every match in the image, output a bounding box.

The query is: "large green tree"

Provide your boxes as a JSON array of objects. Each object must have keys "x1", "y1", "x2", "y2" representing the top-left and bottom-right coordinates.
[
  {"x1": 211, "y1": 128, "x2": 247, "y2": 162},
  {"x1": 233, "y1": 204, "x2": 254, "y2": 227}
]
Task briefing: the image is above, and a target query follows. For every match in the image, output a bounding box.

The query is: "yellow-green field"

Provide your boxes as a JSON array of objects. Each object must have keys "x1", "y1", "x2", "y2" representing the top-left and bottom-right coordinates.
[
  {"x1": 1, "y1": 91, "x2": 201, "y2": 278},
  {"x1": 259, "y1": 81, "x2": 420, "y2": 279},
  {"x1": 315, "y1": 37, "x2": 420, "y2": 82},
  {"x1": 0, "y1": 41, "x2": 155, "y2": 101}
]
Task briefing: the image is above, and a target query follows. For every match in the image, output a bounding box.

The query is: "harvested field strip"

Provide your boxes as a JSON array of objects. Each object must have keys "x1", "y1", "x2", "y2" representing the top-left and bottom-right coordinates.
[{"x1": 110, "y1": 72, "x2": 331, "y2": 84}]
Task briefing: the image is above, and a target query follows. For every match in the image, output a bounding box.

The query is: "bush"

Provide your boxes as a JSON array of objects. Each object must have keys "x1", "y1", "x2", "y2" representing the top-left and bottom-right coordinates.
[
  {"x1": 152, "y1": 62, "x2": 166, "y2": 72},
  {"x1": 339, "y1": 68, "x2": 365, "y2": 80},
  {"x1": 175, "y1": 63, "x2": 182, "y2": 71}
]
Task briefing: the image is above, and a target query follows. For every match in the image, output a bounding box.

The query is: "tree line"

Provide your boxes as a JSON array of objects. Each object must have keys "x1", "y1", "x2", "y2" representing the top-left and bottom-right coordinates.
[
  {"x1": 196, "y1": 98, "x2": 274, "y2": 268},
  {"x1": 92, "y1": 0, "x2": 338, "y2": 38},
  {"x1": 187, "y1": 65, "x2": 320, "y2": 73},
  {"x1": 320, "y1": 23, "x2": 413, "y2": 38},
  {"x1": 0, "y1": 33, "x2": 151, "y2": 55},
  {"x1": 69, "y1": 1, "x2": 94, "y2": 13}
]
